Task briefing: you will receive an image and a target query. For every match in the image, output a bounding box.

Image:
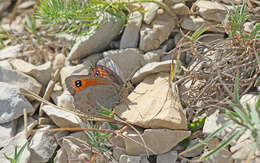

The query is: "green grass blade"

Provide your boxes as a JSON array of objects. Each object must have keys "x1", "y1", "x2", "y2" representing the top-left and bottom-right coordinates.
[
  {"x1": 201, "y1": 128, "x2": 246, "y2": 160},
  {"x1": 234, "y1": 72, "x2": 241, "y2": 105},
  {"x1": 255, "y1": 92, "x2": 260, "y2": 109},
  {"x1": 180, "y1": 121, "x2": 233, "y2": 155},
  {"x1": 15, "y1": 142, "x2": 28, "y2": 162}
]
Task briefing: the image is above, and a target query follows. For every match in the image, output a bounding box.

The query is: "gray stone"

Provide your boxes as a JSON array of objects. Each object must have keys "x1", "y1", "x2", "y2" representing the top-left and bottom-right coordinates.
[
  {"x1": 0, "y1": 130, "x2": 27, "y2": 163},
  {"x1": 181, "y1": 16, "x2": 224, "y2": 33},
  {"x1": 194, "y1": 1, "x2": 227, "y2": 23},
  {"x1": 139, "y1": 12, "x2": 176, "y2": 52},
  {"x1": 203, "y1": 110, "x2": 240, "y2": 145},
  {"x1": 41, "y1": 105, "x2": 82, "y2": 128},
  {"x1": 143, "y1": 50, "x2": 162, "y2": 64},
  {"x1": 56, "y1": 33, "x2": 74, "y2": 48},
  {"x1": 0, "y1": 82, "x2": 34, "y2": 124},
  {"x1": 205, "y1": 148, "x2": 233, "y2": 163},
  {"x1": 0, "y1": 60, "x2": 12, "y2": 69},
  {"x1": 0, "y1": 44, "x2": 24, "y2": 60},
  {"x1": 0, "y1": 64, "x2": 42, "y2": 96},
  {"x1": 54, "y1": 148, "x2": 68, "y2": 163},
  {"x1": 9, "y1": 59, "x2": 52, "y2": 86},
  {"x1": 243, "y1": 22, "x2": 254, "y2": 33},
  {"x1": 98, "y1": 48, "x2": 144, "y2": 82},
  {"x1": 183, "y1": 139, "x2": 204, "y2": 157},
  {"x1": 28, "y1": 125, "x2": 58, "y2": 162},
  {"x1": 119, "y1": 155, "x2": 149, "y2": 163},
  {"x1": 171, "y1": 3, "x2": 190, "y2": 15},
  {"x1": 0, "y1": 0, "x2": 11, "y2": 15},
  {"x1": 240, "y1": 94, "x2": 259, "y2": 110},
  {"x1": 116, "y1": 73, "x2": 187, "y2": 130},
  {"x1": 120, "y1": 11, "x2": 142, "y2": 49},
  {"x1": 67, "y1": 12, "x2": 123, "y2": 60},
  {"x1": 123, "y1": 128, "x2": 190, "y2": 155},
  {"x1": 0, "y1": 120, "x2": 17, "y2": 147},
  {"x1": 160, "y1": 38, "x2": 175, "y2": 52},
  {"x1": 131, "y1": 60, "x2": 171, "y2": 84},
  {"x1": 62, "y1": 132, "x2": 92, "y2": 162},
  {"x1": 52, "y1": 53, "x2": 66, "y2": 71},
  {"x1": 142, "y1": 0, "x2": 162, "y2": 24},
  {"x1": 157, "y1": 150, "x2": 178, "y2": 163},
  {"x1": 18, "y1": 0, "x2": 36, "y2": 9}
]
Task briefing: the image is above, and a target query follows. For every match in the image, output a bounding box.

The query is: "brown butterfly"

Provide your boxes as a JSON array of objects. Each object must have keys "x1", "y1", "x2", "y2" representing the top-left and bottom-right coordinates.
[{"x1": 65, "y1": 65, "x2": 123, "y2": 114}]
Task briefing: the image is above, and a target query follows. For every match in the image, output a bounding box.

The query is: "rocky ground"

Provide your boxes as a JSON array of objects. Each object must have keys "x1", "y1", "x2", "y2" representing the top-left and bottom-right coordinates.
[{"x1": 0, "y1": 0, "x2": 259, "y2": 163}]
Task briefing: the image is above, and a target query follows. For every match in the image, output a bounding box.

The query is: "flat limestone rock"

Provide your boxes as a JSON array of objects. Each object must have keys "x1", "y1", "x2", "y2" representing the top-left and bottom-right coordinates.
[
  {"x1": 115, "y1": 73, "x2": 187, "y2": 130},
  {"x1": 123, "y1": 129, "x2": 190, "y2": 155},
  {"x1": 67, "y1": 12, "x2": 123, "y2": 60},
  {"x1": 0, "y1": 82, "x2": 34, "y2": 124}
]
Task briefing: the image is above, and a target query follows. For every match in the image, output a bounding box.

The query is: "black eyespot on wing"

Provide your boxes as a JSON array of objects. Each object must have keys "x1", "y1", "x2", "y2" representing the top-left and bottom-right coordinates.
[
  {"x1": 95, "y1": 70, "x2": 100, "y2": 77},
  {"x1": 75, "y1": 80, "x2": 82, "y2": 87}
]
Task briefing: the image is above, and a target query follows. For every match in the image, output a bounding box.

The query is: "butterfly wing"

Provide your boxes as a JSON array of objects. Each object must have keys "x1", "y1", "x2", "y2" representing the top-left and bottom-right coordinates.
[
  {"x1": 73, "y1": 84, "x2": 120, "y2": 114},
  {"x1": 65, "y1": 75, "x2": 120, "y2": 114}
]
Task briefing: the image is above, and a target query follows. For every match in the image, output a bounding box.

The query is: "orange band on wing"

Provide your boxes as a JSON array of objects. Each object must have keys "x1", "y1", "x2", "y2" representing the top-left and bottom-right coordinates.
[{"x1": 73, "y1": 79, "x2": 107, "y2": 92}]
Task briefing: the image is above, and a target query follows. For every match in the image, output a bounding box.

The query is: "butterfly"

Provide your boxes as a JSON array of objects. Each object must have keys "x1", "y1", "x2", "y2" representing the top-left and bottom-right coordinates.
[{"x1": 65, "y1": 65, "x2": 123, "y2": 114}]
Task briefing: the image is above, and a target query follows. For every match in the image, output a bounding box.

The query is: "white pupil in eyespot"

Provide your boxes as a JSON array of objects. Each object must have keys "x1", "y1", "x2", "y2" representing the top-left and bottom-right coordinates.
[
  {"x1": 75, "y1": 80, "x2": 81, "y2": 87},
  {"x1": 95, "y1": 70, "x2": 99, "y2": 77}
]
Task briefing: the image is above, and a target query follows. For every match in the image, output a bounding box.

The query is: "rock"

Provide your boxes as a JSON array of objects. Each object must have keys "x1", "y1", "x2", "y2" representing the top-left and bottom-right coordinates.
[
  {"x1": 205, "y1": 148, "x2": 233, "y2": 163},
  {"x1": 0, "y1": 82, "x2": 34, "y2": 124},
  {"x1": 67, "y1": 12, "x2": 123, "y2": 60},
  {"x1": 240, "y1": 94, "x2": 259, "y2": 110},
  {"x1": 38, "y1": 117, "x2": 52, "y2": 125},
  {"x1": 0, "y1": 120, "x2": 17, "y2": 148},
  {"x1": 56, "y1": 33, "x2": 74, "y2": 48},
  {"x1": 119, "y1": 155, "x2": 149, "y2": 163},
  {"x1": 28, "y1": 125, "x2": 58, "y2": 162},
  {"x1": 194, "y1": 1, "x2": 227, "y2": 23},
  {"x1": 131, "y1": 60, "x2": 171, "y2": 84},
  {"x1": 143, "y1": 50, "x2": 162, "y2": 64},
  {"x1": 139, "y1": 12, "x2": 177, "y2": 52},
  {"x1": 203, "y1": 111, "x2": 240, "y2": 145},
  {"x1": 0, "y1": 44, "x2": 25, "y2": 60},
  {"x1": 62, "y1": 132, "x2": 93, "y2": 162},
  {"x1": 16, "y1": 116, "x2": 37, "y2": 134},
  {"x1": 0, "y1": 65, "x2": 42, "y2": 96},
  {"x1": 56, "y1": 91, "x2": 75, "y2": 111},
  {"x1": 157, "y1": 150, "x2": 178, "y2": 163},
  {"x1": 109, "y1": 40, "x2": 120, "y2": 49},
  {"x1": 161, "y1": 53, "x2": 172, "y2": 61},
  {"x1": 0, "y1": 130, "x2": 27, "y2": 163},
  {"x1": 243, "y1": 22, "x2": 255, "y2": 33},
  {"x1": 142, "y1": 0, "x2": 162, "y2": 24},
  {"x1": 160, "y1": 38, "x2": 175, "y2": 52},
  {"x1": 183, "y1": 139, "x2": 204, "y2": 157},
  {"x1": 181, "y1": 16, "x2": 224, "y2": 32},
  {"x1": 198, "y1": 34, "x2": 225, "y2": 43},
  {"x1": 171, "y1": 3, "x2": 190, "y2": 15},
  {"x1": 123, "y1": 129, "x2": 190, "y2": 155},
  {"x1": 98, "y1": 48, "x2": 144, "y2": 82},
  {"x1": 113, "y1": 147, "x2": 126, "y2": 161},
  {"x1": 116, "y1": 73, "x2": 187, "y2": 130},
  {"x1": 9, "y1": 59, "x2": 52, "y2": 86},
  {"x1": 120, "y1": 11, "x2": 142, "y2": 49},
  {"x1": 54, "y1": 148, "x2": 68, "y2": 163},
  {"x1": 0, "y1": 60, "x2": 12, "y2": 69},
  {"x1": 41, "y1": 105, "x2": 82, "y2": 128},
  {"x1": 220, "y1": 0, "x2": 242, "y2": 4},
  {"x1": 18, "y1": 0, "x2": 36, "y2": 9},
  {"x1": 52, "y1": 53, "x2": 66, "y2": 71},
  {"x1": 0, "y1": 0, "x2": 11, "y2": 15}
]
